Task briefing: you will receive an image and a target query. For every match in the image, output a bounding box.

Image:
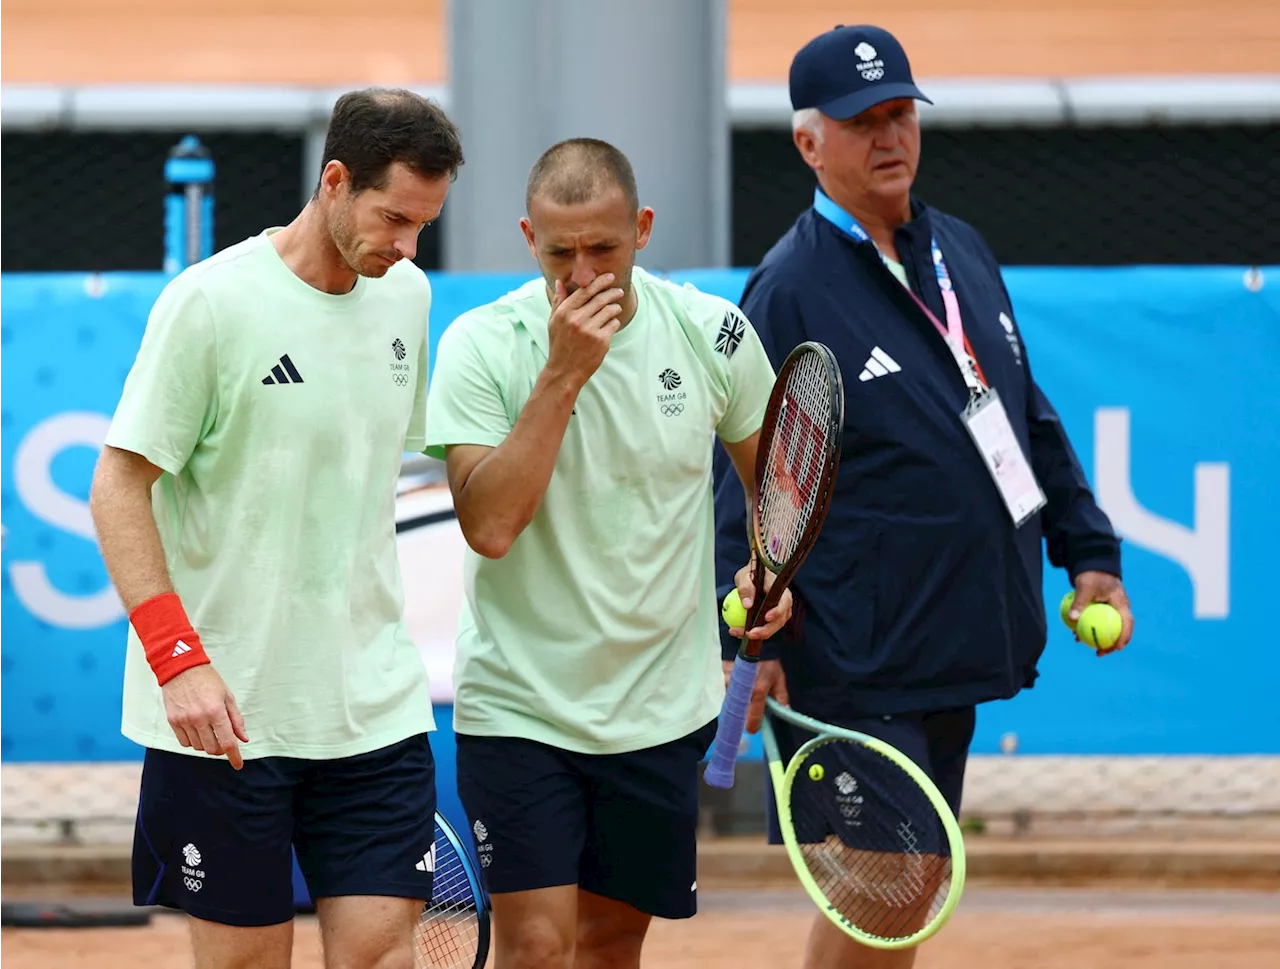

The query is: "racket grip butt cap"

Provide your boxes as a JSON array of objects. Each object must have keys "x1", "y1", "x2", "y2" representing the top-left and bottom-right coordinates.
[{"x1": 703, "y1": 656, "x2": 759, "y2": 789}]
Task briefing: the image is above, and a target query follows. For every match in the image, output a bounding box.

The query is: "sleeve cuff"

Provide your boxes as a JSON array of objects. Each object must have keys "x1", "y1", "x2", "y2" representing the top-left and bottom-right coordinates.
[
  {"x1": 423, "y1": 430, "x2": 509, "y2": 462},
  {"x1": 1068, "y1": 552, "x2": 1123, "y2": 583},
  {"x1": 717, "y1": 401, "x2": 769, "y2": 446},
  {"x1": 99, "y1": 434, "x2": 185, "y2": 477}
]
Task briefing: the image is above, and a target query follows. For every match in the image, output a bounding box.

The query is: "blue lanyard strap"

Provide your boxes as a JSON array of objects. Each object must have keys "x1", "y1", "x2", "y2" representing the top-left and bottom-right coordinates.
[
  {"x1": 811, "y1": 189, "x2": 987, "y2": 392},
  {"x1": 812, "y1": 187, "x2": 953, "y2": 297}
]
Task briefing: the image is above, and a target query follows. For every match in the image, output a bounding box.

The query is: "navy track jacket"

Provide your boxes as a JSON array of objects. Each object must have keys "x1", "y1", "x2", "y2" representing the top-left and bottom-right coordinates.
[{"x1": 713, "y1": 199, "x2": 1122, "y2": 720}]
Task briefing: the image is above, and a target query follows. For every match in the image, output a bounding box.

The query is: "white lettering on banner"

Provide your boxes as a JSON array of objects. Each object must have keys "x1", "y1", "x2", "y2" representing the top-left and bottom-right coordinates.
[
  {"x1": 9, "y1": 412, "x2": 125, "y2": 629},
  {"x1": 1093, "y1": 407, "x2": 1230, "y2": 619}
]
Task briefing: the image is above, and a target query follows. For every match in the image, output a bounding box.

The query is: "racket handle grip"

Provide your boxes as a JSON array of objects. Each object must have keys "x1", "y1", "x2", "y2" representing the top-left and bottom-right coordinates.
[{"x1": 704, "y1": 656, "x2": 759, "y2": 789}]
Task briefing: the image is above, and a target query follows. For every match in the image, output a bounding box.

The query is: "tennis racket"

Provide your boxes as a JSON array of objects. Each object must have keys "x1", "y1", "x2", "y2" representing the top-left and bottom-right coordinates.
[
  {"x1": 761, "y1": 698, "x2": 966, "y2": 949},
  {"x1": 414, "y1": 811, "x2": 491, "y2": 969},
  {"x1": 704, "y1": 340, "x2": 844, "y2": 789}
]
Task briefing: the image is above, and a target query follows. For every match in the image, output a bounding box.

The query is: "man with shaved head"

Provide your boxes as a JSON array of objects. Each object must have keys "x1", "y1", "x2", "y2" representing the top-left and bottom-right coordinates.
[
  {"x1": 524, "y1": 137, "x2": 640, "y2": 215},
  {"x1": 424, "y1": 137, "x2": 793, "y2": 969}
]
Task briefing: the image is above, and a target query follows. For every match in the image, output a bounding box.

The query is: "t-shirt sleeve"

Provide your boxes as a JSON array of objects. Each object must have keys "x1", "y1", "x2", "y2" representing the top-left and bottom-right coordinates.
[
  {"x1": 403, "y1": 277, "x2": 432, "y2": 453},
  {"x1": 104, "y1": 275, "x2": 218, "y2": 475},
  {"x1": 423, "y1": 314, "x2": 514, "y2": 460},
  {"x1": 715, "y1": 305, "x2": 776, "y2": 444}
]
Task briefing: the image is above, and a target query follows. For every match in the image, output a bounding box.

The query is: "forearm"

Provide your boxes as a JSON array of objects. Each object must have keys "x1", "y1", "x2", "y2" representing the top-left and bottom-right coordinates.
[
  {"x1": 89, "y1": 454, "x2": 173, "y2": 611},
  {"x1": 453, "y1": 367, "x2": 580, "y2": 558}
]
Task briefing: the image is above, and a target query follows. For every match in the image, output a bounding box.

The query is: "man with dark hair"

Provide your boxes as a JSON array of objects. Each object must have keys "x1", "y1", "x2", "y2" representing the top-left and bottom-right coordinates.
[
  {"x1": 322, "y1": 87, "x2": 465, "y2": 194},
  {"x1": 89, "y1": 87, "x2": 462, "y2": 968},
  {"x1": 423, "y1": 136, "x2": 791, "y2": 969}
]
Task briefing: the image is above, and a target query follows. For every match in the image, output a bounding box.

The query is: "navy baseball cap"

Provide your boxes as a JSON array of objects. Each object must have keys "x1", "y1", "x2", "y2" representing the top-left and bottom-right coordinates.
[{"x1": 789, "y1": 25, "x2": 932, "y2": 120}]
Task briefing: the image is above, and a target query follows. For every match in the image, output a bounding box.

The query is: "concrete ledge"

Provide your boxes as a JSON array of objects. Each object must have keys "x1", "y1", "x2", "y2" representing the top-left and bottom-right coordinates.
[
  {"x1": 1, "y1": 843, "x2": 133, "y2": 890},
  {"x1": 694, "y1": 837, "x2": 1280, "y2": 890},
  {"x1": 962, "y1": 838, "x2": 1280, "y2": 888},
  {"x1": 6, "y1": 837, "x2": 1279, "y2": 892}
]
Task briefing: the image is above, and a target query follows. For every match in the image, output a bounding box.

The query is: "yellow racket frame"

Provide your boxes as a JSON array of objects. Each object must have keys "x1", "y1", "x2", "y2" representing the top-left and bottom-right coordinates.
[{"x1": 760, "y1": 697, "x2": 967, "y2": 950}]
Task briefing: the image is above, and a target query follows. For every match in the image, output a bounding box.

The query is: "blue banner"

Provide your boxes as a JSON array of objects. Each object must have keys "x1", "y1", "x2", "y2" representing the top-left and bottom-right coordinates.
[{"x1": 2, "y1": 266, "x2": 1277, "y2": 762}]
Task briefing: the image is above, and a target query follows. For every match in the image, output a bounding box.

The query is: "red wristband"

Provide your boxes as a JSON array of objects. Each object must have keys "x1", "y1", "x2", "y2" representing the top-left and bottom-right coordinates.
[{"x1": 130, "y1": 592, "x2": 212, "y2": 685}]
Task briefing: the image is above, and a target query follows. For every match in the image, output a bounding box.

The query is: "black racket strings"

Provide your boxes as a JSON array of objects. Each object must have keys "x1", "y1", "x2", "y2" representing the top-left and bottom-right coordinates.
[
  {"x1": 790, "y1": 737, "x2": 953, "y2": 939},
  {"x1": 415, "y1": 834, "x2": 484, "y2": 968}
]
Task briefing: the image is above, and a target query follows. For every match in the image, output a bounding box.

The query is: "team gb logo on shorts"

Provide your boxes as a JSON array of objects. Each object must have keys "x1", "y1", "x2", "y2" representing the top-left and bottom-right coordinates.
[{"x1": 181, "y1": 843, "x2": 206, "y2": 893}]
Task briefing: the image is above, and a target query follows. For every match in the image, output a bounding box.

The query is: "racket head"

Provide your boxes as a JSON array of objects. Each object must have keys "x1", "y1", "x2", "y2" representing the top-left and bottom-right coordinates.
[
  {"x1": 414, "y1": 813, "x2": 491, "y2": 969},
  {"x1": 742, "y1": 340, "x2": 844, "y2": 636},
  {"x1": 765, "y1": 700, "x2": 966, "y2": 950}
]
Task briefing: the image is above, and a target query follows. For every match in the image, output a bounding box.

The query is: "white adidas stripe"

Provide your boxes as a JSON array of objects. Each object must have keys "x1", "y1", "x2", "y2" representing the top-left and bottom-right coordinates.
[
  {"x1": 171, "y1": 641, "x2": 192, "y2": 658},
  {"x1": 858, "y1": 346, "x2": 901, "y2": 382},
  {"x1": 870, "y1": 347, "x2": 901, "y2": 372},
  {"x1": 414, "y1": 843, "x2": 437, "y2": 872}
]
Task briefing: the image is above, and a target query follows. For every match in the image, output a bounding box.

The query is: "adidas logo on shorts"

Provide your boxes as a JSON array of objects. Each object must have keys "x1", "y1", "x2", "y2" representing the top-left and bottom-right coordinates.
[{"x1": 414, "y1": 843, "x2": 437, "y2": 873}]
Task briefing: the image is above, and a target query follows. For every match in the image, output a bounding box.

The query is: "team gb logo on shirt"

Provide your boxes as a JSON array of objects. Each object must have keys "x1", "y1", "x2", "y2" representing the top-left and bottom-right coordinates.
[
  {"x1": 656, "y1": 368, "x2": 687, "y2": 417},
  {"x1": 390, "y1": 337, "x2": 411, "y2": 386}
]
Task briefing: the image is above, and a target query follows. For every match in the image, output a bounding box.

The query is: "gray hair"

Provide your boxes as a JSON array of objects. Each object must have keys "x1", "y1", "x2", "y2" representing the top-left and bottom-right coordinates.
[{"x1": 791, "y1": 108, "x2": 824, "y2": 143}]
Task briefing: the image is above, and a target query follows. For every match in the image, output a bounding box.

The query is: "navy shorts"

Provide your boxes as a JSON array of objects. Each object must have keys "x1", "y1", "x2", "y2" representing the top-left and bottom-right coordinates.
[
  {"x1": 133, "y1": 733, "x2": 436, "y2": 926},
  {"x1": 765, "y1": 707, "x2": 975, "y2": 845},
  {"x1": 456, "y1": 720, "x2": 717, "y2": 920}
]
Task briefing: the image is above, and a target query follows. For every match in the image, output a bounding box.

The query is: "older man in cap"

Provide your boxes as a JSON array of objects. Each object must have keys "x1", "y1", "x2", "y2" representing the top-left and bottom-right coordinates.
[{"x1": 713, "y1": 25, "x2": 1135, "y2": 968}]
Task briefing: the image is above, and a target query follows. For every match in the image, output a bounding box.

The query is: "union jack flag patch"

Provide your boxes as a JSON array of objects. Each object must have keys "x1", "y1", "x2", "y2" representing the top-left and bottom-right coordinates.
[{"x1": 715, "y1": 310, "x2": 746, "y2": 359}]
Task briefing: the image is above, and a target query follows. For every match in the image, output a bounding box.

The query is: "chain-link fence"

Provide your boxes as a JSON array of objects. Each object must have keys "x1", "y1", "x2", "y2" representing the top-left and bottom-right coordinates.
[
  {"x1": 6, "y1": 756, "x2": 1280, "y2": 847},
  {"x1": 5, "y1": 122, "x2": 1277, "y2": 273},
  {"x1": 699, "y1": 759, "x2": 1280, "y2": 843},
  {"x1": 733, "y1": 122, "x2": 1280, "y2": 267},
  {"x1": 1, "y1": 131, "x2": 307, "y2": 273},
  {"x1": 0, "y1": 130, "x2": 445, "y2": 273}
]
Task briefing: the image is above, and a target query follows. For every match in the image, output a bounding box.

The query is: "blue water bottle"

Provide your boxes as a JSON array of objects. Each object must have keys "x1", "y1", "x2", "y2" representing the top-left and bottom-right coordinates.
[{"x1": 164, "y1": 135, "x2": 215, "y2": 274}]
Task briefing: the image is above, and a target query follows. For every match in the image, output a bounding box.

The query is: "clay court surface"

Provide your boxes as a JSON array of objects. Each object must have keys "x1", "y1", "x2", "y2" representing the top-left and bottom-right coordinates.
[{"x1": 4, "y1": 888, "x2": 1278, "y2": 969}]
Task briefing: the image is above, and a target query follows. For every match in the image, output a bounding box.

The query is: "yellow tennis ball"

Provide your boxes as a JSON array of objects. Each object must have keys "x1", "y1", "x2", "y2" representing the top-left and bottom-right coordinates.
[
  {"x1": 1076, "y1": 603, "x2": 1122, "y2": 649},
  {"x1": 1059, "y1": 591, "x2": 1078, "y2": 631},
  {"x1": 721, "y1": 588, "x2": 748, "y2": 628},
  {"x1": 808, "y1": 763, "x2": 825, "y2": 781}
]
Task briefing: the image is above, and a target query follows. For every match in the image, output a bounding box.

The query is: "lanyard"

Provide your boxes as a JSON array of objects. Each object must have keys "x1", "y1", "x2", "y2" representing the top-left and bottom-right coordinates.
[{"x1": 811, "y1": 189, "x2": 988, "y2": 394}]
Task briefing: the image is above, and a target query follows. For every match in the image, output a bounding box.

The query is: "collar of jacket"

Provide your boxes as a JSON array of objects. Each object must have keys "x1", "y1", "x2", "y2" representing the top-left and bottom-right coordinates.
[
  {"x1": 810, "y1": 189, "x2": 947, "y2": 322},
  {"x1": 811, "y1": 191, "x2": 981, "y2": 396}
]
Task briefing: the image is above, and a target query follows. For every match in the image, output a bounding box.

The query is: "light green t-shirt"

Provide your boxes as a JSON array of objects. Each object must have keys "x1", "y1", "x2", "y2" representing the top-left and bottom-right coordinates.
[
  {"x1": 425, "y1": 268, "x2": 776, "y2": 754},
  {"x1": 107, "y1": 229, "x2": 435, "y2": 760}
]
